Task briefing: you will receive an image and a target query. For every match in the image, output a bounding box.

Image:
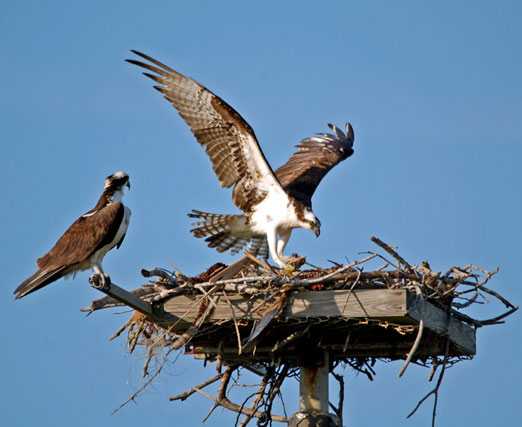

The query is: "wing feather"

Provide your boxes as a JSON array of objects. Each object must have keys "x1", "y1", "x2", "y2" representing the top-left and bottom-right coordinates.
[
  {"x1": 36, "y1": 203, "x2": 125, "y2": 269},
  {"x1": 128, "y1": 51, "x2": 285, "y2": 211},
  {"x1": 275, "y1": 123, "x2": 355, "y2": 207}
]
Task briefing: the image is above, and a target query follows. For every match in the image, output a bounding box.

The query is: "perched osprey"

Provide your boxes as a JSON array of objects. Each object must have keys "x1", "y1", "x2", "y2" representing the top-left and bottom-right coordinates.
[
  {"x1": 14, "y1": 171, "x2": 131, "y2": 299},
  {"x1": 128, "y1": 51, "x2": 354, "y2": 268}
]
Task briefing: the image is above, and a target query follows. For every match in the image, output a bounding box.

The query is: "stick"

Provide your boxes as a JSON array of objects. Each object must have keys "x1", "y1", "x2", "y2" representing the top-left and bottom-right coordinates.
[
  {"x1": 111, "y1": 362, "x2": 164, "y2": 414},
  {"x1": 398, "y1": 286, "x2": 425, "y2": 377},
  {"x1": 169, "y1": 374, "x2": 223, "y2": 401},
  {"x1": 170, "y1": 295, "x2": 218, "y2": 350},
  {"x1": 222, "y1": 290, "x2": 243, "y2": 354},
  {"x1": 293, "y1": 253, "x2": 378, "y2": 285},
  {"x1": 238, "y1": 367, "x2": 274, "y2": 427},
  {"x1": 330, "y1": 372, "x2": 344, "y2": 427},
  {"x1": 371, "y1": 236, "x2": 413, "y2": 270},
  {"x1": 407, "y1": 337, "x2": 450, "y2": 427},
  {"x1": 194, "y1": 366, "x2": 288, "y2": 423}
]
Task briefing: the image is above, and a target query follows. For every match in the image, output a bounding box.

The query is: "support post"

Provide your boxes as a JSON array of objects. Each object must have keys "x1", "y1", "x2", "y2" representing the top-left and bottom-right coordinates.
[
  {"x1": 89, "y1": 276, "x2": 155, "y2": 319},
  {"x1": 300, "y1": 351, "x2": 329, "y2": 412},
  {"x1": 289, "y1": 350, "x2": 339, "y2": 427}
]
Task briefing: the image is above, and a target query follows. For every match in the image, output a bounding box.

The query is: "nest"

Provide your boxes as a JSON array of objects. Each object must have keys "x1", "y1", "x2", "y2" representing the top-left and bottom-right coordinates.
[{"x1": 83, "y1": 237, "x2": 517, "y2": 426}]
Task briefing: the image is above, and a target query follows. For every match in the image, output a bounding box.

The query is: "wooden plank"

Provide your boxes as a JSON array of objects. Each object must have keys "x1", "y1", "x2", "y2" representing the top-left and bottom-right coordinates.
[
  {"x1": 162, "y1": 289, "x2": 476, "y2": 356},
  {"x1": 162, "y1": 289, "x2": 410, "y2": 325},
  {"x1": 407, "y1": 295, "x2": 476, "y2": 355},
  {"x1": 209, "y1": 256, "x2": 251, "y2": 281},
  {"x1": 286, "y1": 289, "x2": 408, "y2": 319}
]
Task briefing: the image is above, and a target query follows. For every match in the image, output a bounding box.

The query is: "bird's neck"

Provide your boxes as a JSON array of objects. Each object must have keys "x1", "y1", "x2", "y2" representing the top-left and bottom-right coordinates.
[{"x1": 94, "y1": 188, "x2": 123, "y2": 210}]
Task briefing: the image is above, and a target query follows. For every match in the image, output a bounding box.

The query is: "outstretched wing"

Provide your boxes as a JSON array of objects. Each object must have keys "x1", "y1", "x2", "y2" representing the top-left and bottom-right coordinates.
[
  {"x1": 36, "y1": 202, "x2": 126, "y2": 269},
  {"x1": 127, "y1": 51, "x2": 285, "y2": 213},
  {"x1": 275, "y1": 123, "x2": 355, "y2": 208}
]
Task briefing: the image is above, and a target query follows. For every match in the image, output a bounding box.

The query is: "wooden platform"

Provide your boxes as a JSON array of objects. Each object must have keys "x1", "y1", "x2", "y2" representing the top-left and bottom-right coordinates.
[{"x1": 156, "y1": 288, "x2": 475, "y2": 364}]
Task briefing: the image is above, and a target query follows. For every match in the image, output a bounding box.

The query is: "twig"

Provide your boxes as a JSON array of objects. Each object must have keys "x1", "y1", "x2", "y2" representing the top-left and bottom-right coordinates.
[
  {"x1": 398, "y1": 286, "x2": 425, "y2": 378},
  {"x1": 259, "y1": 364, "x2": 289, "y2": 427},
  {"x1": 243, "y1": 250, "x2": 276, "y2": 274},
  {"x1": 292, "y1": 253, "x2": 378, "y2": 285},
  {"x1": 142, "y1": 345, "x2": 155, "y2": 378},
  {"x1": 202, "y1": 403, "x2": 219, "y2": 423},
  {"x1": 330, "y1": 372, "x2": 344, "y2": 427},
  {"x1": 341, "y1": 268, "x2": 362, "y2": 314},
  {"x1": 222, "y1": 290, "x2": 243, "y2": 354},
  {"x1": 237, "y1": 367, "x2": 274, "y2": 427},
  {"x1": 477, "y1": 305, "x2": 519, "y2": 326},
  {"x1": 273, "y1": 324, "x2": 311, "y2": 352},
  {"x1": 370, "y1": 236, "x2": 413, "y2": 271},
  {"x1": 194, "y1": 366, "x2": 288, "y2": 423},
  {"x1": 169, "y1": 374, "x2": 223, "y2": 401},
  {"x1": 111, "y1": 361, "x2": 165, "y2": 414},
  {"x1": 407, "y1": 337, "x2": 450, "y2": 426},
  {"x1": 475, "y1": 285, "x2": 515, "y2": 309},
  {"x1": 170, "y1": 295, "x2": 218, "y2": 350}
]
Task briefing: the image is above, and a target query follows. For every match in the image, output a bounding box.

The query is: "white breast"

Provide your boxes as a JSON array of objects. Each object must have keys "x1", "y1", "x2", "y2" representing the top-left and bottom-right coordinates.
[
  {"x1": 249, "y1": 186, "x2": 299, "y2": 234},
  {"x1": 88, "y1": 205, "x2": 131, "y2": 268}
]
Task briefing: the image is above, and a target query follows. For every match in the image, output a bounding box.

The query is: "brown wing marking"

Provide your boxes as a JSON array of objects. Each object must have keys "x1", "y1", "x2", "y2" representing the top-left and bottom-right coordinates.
[
  {"x1": 127, "y1": 51, "x2": 285, "y2": 212},
  {"x1": 275, "y1": 123, "x2": 355, "y2": 207},
  {"x1": 36, "y1": 202, "x2": 125, "y2": 269}
]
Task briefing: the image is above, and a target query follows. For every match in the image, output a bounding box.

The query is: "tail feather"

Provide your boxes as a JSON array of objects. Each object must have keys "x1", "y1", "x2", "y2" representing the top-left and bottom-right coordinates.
[
  {"x1": 188, "y1": 210, "x2": 267, "y2": 257},
  {"x1": 247, "y1": 236, "x2": 269, "y2": 259},
  {"x1": 14, "y1": 267, "x2": 66, "y2": 300}
]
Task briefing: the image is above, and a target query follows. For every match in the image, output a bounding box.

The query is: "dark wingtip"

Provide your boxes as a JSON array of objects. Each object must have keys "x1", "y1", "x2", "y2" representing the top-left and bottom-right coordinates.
[
  {"x1": 125, "y1": 58, "x2": 143, "y2": 67},
  {"x1": 126, "y1": 49, "x2": 148, "y2": 65},
  {"x1": 13, "y1": 283, "x2": 24, "y2": 299},
  {"x1": 345, "y1": 122, "x2": 354, "y2": 141},
  {"x1": 127, "y1": 50, "x2": 175, "y2": 73},
  {"x1": 129, "y1": 50, "x2": 148, "y2": 60}
]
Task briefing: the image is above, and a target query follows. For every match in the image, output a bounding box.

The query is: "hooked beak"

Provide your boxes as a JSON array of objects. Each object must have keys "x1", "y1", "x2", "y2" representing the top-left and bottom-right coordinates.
[
  {"x1": 126, "y1": 181, "x2": 131, "y2": 190},
  {"x1": 314, "y1": 225, "x2": 320, "y2": 238}
]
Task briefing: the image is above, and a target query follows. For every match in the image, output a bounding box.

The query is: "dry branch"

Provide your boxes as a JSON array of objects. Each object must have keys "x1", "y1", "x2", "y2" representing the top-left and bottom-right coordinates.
[{"x1": 169, "y1": 374, "x2": 223, "y2": 401}]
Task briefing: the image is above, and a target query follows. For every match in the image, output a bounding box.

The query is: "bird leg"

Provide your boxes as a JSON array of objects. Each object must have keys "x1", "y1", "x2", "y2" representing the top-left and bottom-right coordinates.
[
  {"x1": 266, "y1": 228, "x2": 287, "y2": 268},
  {"x1": 276, "y1": 230, "x2": 292, "y2": 262},
  {"x1": 277, "y1": 231, "x2": 308, "y2": 274}
]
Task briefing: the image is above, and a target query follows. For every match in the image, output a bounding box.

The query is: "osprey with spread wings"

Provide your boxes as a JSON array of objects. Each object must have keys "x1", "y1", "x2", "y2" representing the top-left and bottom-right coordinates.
[{"x1": 128, "y1": 51, "x2": 354, "y2": 268}]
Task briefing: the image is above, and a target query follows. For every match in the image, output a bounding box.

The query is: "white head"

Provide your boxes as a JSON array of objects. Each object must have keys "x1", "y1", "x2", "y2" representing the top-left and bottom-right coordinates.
[{"x1": 104, "y1": 171, "x2": 130, "y2": 201}]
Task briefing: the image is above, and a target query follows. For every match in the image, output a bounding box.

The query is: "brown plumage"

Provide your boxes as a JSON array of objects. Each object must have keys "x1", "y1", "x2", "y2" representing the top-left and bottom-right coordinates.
[
  {"x1": 126, "y1": 51, "x2": 274, "y2": 213},
  {"x1": 128, "y1": 51, "x2": 354, "y2": 267},
  {"x1": 275, "y1": 123, "x2": 354, "y2": 208},
  {"x1": 34, "y1": 203, "x2": 125, "y2": 270},
  {"x1": 14, "y1": 172, "x2": 131, "y2": 299}
]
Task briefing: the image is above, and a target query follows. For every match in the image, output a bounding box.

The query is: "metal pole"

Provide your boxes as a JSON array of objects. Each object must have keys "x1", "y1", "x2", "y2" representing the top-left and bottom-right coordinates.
[
  {"x1": 299, "y1": 351, "x2": 329, "y2": 412},
  {"x1": 289, "y1": 350, "x2": 339, "y2": 427}
]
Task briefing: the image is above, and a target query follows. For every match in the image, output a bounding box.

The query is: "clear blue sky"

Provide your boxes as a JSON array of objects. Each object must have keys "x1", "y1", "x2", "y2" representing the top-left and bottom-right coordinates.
[{"x1": 2, "y1": 1, "x2": 521, "y2": 426}]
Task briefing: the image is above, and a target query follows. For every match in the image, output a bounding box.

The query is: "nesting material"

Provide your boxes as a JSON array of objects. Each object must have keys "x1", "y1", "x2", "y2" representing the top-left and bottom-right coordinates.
[{"x1": 84, "y1": 237, "x2": 517, "y2": 425}]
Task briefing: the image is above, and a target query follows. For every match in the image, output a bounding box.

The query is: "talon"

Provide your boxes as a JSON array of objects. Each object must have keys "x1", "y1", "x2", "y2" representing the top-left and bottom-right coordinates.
[
  {"x1": 89, "y1": 273, "x2": 111, "y2": 290},
  {"x1": 277, "y1": 254, "x2": 307, "y2": 276},
  {"x1": 279, "y1": 254, "x2": 292, "y2": 262},
  {"x1": 281, "y1": 263, "x2": 296, "y2": 276}
]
